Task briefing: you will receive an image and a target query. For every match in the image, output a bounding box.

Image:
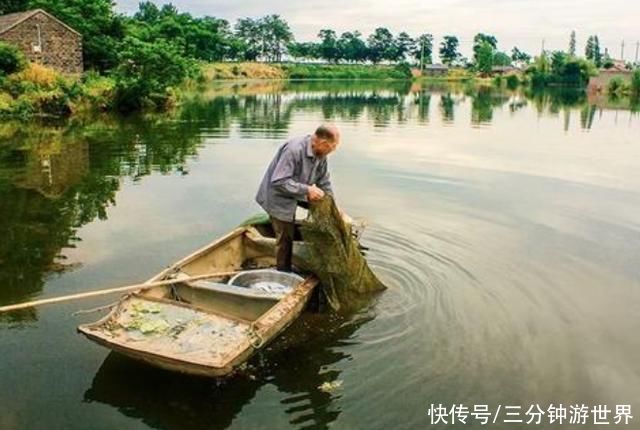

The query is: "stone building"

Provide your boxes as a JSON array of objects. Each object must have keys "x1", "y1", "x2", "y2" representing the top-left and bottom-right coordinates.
[{"x1": 0, "y1": 9, "x2": 83, "y2": 74}]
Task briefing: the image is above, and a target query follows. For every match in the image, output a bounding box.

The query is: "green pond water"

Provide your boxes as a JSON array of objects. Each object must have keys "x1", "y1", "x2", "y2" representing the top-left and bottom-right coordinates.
[{"x1": 0, "y1": 81, "x2": 639, "y2": 429}]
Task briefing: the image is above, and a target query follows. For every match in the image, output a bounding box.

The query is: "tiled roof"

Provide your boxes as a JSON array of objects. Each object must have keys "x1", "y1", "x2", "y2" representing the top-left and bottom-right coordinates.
[
  {"x1": 0, "y1": 9, "x2": 80, "y2": 36},
  {"x1": 0, "y1": 10, "x2": 37, "y2": 34}
]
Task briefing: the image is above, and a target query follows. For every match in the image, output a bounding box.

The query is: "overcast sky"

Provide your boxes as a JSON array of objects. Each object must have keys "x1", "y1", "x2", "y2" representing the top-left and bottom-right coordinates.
[{"x1": 116, "y1": 0, "x2": 640, "y2": 62}]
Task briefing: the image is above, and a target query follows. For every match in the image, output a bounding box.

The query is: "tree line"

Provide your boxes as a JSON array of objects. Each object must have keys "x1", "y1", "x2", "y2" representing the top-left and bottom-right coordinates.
[
  {"x1": 1, "y1": 0, "x2": 628, "y2": 114},
  {"x1": 3, "y1": 0, "x2": 623, "y2": 72}
]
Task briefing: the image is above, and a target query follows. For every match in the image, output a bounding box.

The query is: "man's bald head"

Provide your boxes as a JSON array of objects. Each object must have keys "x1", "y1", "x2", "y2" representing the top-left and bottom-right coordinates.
[
  {"x1": 312, "y1": 124, "x2": 341, "y2": 157},
  {"x1": 314, "y1": 123, "x2": 340, "y2": 142}
]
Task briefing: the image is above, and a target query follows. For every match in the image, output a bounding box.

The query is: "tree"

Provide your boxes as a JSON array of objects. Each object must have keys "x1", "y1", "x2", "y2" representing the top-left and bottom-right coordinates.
[
  {"x1": 0, "y1": 0, "x2": 29, "y2": 14},
  {"x1": 586, "y1": 35, "x2": 602, "y2": 67},
  {"x1": 287, "y1": 41, "x2": 318, "y2": 61},
  {"x1": 367, "y1": 27, "x2": 395, "y2": 63},
  {"x1": 127, "y1": 4, "x2": 237, "y2": 62},
  {"x1": 337, "y1": 31, "x2": 367, "y2": 63},
  {"x1": 235, "y1": 18, "x2": 262, "y2": 60},
  {"x1": 259, "y1": 14, "x2": 292, "y2": 62},
  {"x1": 550, "y1": 51, "x2": 568, "y2": 76},
  {"x1": 511, "y1": 47, "x2": 531, "y2": 65},
  {"x1": 593, "y1": 36, "x2": 602, "y2": 67},
  {"x1": 439, "y1": 35, "x2": 460, "y2": 65},
  {"x1": 413, "y1": 33, "x2": 434, "y2": 67},
  {"x1": 631, "y1": 69, "x2": 640, "y2": 97},
  {"x1": 113, "y1": 36, "x2": 194, "y2": 112},
  {"x1": 493, "y1": 51, "x2": 512, "y2": 66},
  {"x1": 569, "y1": 30, "x2": 576, "y2": 56},
  {"x1": 134, "y1": 1, "x2": 161, "y2": 22},
  {"x1": 476, "y1": 42, "x2": 494, "y2": 75},
  {"x1": 318, "y1": 29, "x2": 339, "y2": 62},
  {"x1": 473, "y1": 33, "x2": 498, "y2": 64},
  {"x1": 394, "y1": 32, "x2": 416, "y2": 62},
  {"x1": 585, "y1": 36, "x2": 594, "y2": 60}
]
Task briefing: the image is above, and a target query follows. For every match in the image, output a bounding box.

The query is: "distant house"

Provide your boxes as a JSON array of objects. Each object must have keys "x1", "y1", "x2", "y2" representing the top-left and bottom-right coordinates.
[
  {"x1": 491, "y1": 65, "x2": 519, "y2": 75},
  {"x1": 588, "y1": 69, "x2": 633, "y2": 93},
  {"x1": 0, "y1": 9, "x2": 83, "y2": 74},
  {"x1": 588, "y1": 59, "x2": 633, "y2": 92},
  {"x1": 422, "y1": 64, "x2": 449, "y2": 76},
  {"x1": 606, "y1": 59, "x2": 629, "y2": 72}
]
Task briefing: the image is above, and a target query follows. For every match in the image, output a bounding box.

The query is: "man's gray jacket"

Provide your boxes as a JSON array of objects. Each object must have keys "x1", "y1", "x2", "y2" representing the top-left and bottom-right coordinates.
[{"x1": 256, "y1": 134, "x2": 334, "y2": 222}]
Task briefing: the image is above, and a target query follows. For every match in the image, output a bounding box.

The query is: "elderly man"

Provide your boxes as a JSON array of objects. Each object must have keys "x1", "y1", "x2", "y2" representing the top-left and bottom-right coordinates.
[{"x1": 256, "y1": 124, "x2": 340, "y2": 272}]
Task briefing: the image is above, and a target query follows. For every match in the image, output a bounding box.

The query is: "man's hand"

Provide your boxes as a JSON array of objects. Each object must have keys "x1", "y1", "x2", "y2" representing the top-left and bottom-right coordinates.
[{"x1": 307, "y1": 184, "x2": 325, "y2": 202}]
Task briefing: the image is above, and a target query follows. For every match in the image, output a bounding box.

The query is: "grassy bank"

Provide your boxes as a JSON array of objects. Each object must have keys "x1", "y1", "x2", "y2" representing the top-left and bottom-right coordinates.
[
  {"x1": 203, "y1": 62, "x2": 412, "y2": 80},
  {"x1": 0, "y1": 63, "x2": 115, "y2": 118}
]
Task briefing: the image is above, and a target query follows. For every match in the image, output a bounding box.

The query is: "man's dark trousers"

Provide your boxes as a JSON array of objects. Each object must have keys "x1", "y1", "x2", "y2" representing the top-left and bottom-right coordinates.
[{"x1": 270, "y1": 216, "x2": 295, "y2": 272}]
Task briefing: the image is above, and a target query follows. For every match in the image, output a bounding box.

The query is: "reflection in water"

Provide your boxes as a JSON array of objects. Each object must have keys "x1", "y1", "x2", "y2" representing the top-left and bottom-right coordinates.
[
  {"x1": 84, "y1": 311, "x2": 374, "y2": 430},
  {"x1": 1, "y1": 80, "x2": 639, "y2": 429},
  {"x1": 439, "y1": 93, "x2": 456, "y2": 123},
  {"x1": 0, "y1": 82, "x2": 637, "y2": 324},
  {"x1": 0, "y1": 117, "x2": 205, "y2": 322},
  {"x1": 469, "y1": 87, "x2": 511, "y2": 125}
]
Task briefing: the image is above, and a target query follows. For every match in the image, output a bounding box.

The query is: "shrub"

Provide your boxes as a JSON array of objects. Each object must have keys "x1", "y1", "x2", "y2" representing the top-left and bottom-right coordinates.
[
  {"x1": 32, "y1": 89, "x2": 73, "y2": 116},
  {"x1": 113, "y1": 37, "x2": 195, "y2": 112},
  {"x1": 393, "y1": 62, "x2": 412, "y2": 79},
  {"x1": 0, "y1": 42, "x2": 26, "y2": 75},
  {"x1": 0, "y1": 92, "x2": 13, "y2": 113},
  {"x1": 506, "y1": 74, "x2": 520, "y2": 90},
  {"x1": 608, "y1": 77, "x2": 625, "y2": 95},
  {"x1": 631, "y1": 69, "x2": 640, "y2": 97},
  {"x1": 15, "y1": 63, "x2": 59, "y2": 88}
]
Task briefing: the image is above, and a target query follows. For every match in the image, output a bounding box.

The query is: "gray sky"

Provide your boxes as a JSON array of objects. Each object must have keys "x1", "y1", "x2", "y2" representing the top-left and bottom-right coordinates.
[{"x1": 116, "y1": 0, "x2": 640, "y2": 62}]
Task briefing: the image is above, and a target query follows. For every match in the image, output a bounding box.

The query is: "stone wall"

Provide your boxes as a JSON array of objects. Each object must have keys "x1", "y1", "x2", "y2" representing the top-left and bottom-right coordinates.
[{"x1": 0, "y1": 11, "x2": 83, "y2": 74}]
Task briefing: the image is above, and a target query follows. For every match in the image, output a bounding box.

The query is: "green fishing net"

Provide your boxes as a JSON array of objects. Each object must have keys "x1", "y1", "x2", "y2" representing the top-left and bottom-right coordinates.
[
  {"x1": 240, "y1": 196, "x2": 386, "y2": 312},
  {"x1": 299, "y1": 196, "x2": 386, "y2": 312}
]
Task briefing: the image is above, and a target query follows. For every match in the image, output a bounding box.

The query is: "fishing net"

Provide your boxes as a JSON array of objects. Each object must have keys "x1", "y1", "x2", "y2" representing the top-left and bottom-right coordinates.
[{"x1": 298, "y1": 196, "x2": 386, "y2": 312}]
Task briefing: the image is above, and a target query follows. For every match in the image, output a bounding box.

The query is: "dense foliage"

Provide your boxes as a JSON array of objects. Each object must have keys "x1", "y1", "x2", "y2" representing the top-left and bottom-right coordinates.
[
  {"x1": 1, "y1": 1, "x2": 624, "y2": 116},
  {"x1": 0, "y1": 42, "x2": 26, "y2": 75},
  {"x1": 632, "y1": 70, "x2": 640, "y2": 97},
  {"x1": 526, "y1": 51, "x2": 595, "y2": 87},
  {"x1": 112, "y1": 37, "x2": 196, "y2": 112}
]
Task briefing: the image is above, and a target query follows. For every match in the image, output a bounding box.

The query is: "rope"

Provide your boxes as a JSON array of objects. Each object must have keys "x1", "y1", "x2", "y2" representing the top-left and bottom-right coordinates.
[{"x1": 247, "y1": 322, "x2": 264, "y2": 349}]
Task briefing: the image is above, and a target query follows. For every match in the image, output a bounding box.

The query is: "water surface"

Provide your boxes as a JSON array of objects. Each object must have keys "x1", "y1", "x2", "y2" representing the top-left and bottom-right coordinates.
[{"x1": 1, "y1": 81, "x2": 639, "y2": 429}]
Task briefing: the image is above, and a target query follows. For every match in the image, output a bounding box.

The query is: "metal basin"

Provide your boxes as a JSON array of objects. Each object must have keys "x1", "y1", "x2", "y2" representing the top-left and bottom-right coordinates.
[{"x1": 228, "y1": 269, "x2": 303, "y2": 297}]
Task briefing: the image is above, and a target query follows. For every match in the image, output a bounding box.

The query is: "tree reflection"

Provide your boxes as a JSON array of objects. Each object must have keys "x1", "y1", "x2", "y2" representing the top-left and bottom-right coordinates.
[
  {"x1": 469, "y1": 87, "x2": 511, "y2": 125},
  {"x1": 0, "y1": 116, "x2": 205, "y2": 321},
  {"x1": 440, "y1": 93, "x2": 455, "y2": 123},
  {"x1": 1, "y1": 81, "x2": 638, "y2": 322}
]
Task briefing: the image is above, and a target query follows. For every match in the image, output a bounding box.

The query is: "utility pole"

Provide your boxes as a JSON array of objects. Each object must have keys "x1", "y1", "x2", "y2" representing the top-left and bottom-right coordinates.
[
  {"x1": 420, "y1": 39, "x2": 425, "y2": 71},
  {"x1": 635, "y1": 41, "x2": 639, "y2": 64},
  {"x1": 621, "y1": 40, "x2": 625, "y2": 61}
]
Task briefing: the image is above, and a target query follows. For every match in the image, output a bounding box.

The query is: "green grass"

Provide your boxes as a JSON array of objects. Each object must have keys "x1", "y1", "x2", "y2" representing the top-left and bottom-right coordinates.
[{"x1": 279, "y1": 63, "x2": 412, "y2": 80}]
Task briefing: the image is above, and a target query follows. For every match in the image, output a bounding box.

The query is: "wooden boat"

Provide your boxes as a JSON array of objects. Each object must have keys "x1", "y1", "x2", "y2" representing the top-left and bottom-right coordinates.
[{"x1": 78, "y1": 218, "x2": 364, "y2": 377}]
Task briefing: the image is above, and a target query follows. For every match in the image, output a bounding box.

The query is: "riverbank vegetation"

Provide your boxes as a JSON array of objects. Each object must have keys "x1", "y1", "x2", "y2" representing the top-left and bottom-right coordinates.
[
  {"x1": 202, "y1": 63, "x2": 410, "y2": 80},
  {"x1": 1, "y1": 0, "x2": 638, "y2": 118},
  {"x1": 607, "y1": 70, "x2": 640, "y2": 97}
]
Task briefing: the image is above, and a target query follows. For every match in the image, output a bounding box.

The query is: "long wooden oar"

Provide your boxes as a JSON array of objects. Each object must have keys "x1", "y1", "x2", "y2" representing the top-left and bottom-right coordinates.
[{"x1": 0, "y1": 270, "x2": 241, "y2": 313}]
